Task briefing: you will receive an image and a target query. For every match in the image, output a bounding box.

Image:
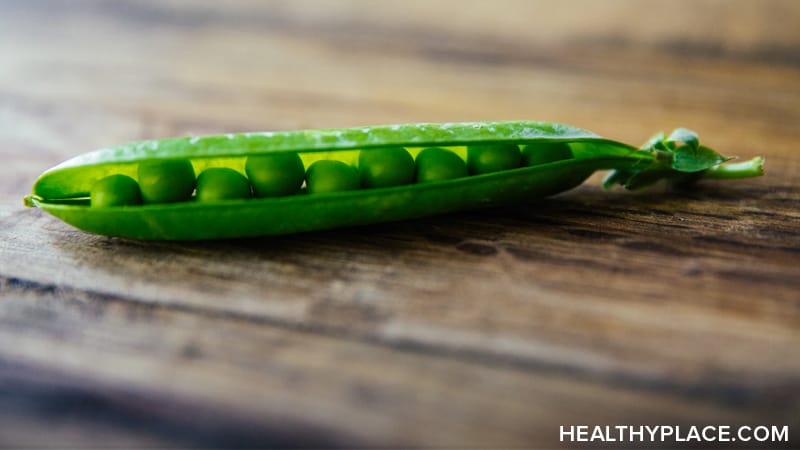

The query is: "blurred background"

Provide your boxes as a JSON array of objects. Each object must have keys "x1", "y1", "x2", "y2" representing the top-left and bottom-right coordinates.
[
  {"x1": 3, "y1": 0, "x2": 797, "y2": 202},
  {"x1": 1, "y1": 0, "x2": 798, "y2": 448}
]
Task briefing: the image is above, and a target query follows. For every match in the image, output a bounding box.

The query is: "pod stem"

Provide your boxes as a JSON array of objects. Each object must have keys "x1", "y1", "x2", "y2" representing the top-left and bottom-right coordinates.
[
  {"x1": 701, "y1": 157, "x2": 764, "y2": 180},
  {"x1": 603, "y1": 129, "x2": 764, "y2": 190}
]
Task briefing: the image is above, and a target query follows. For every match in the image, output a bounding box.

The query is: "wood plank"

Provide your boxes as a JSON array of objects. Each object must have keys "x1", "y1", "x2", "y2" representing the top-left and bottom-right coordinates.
[
  {"x1": 0, "y1": 280, "x2": 793, "y2": 447},
  {"x1": 0, "y1": 359, "x2": 342, "y2": 448},
  {"x1": 2, "y1": 177, "x2": 798, "y2": 407}
]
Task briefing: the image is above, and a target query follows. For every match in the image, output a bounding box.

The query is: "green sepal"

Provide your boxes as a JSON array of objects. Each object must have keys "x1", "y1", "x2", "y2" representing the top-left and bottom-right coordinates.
[
  {"x1": 640, "y1": 132, "x2": 665, "y2": 151},
  {"x1": 666, "y1": 128, "x2": 699, "y2": 151},
  {"x1": 672, "y1": 145, "x2": 730, "y2": 173}
]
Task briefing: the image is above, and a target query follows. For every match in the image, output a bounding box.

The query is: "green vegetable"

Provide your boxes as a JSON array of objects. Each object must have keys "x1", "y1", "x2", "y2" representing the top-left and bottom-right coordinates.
[
  {"x1": 245, "y1": 153, "x2": 304, "y2": 197},
  {"x1": 522, "y1": 142, "x2": 573, "y2": 166},
  {"x1": 196, "y1": 168, "x2": 251, "y2": 202},
  {"x1": 358, "y1": 146, "x2": 415, "y2": 188},
  {"x1": 415, "y1": 147, "x2": 468, "y2": 183},
  {"x1": 306, "y1": 160, "x2": 360, "y2": 194},
  {"x1": 137, "y1": 159, "x2": 195, "y2": 204},
  {"x1": 24, "y1": 121, "x2": 764, "y2": 240},
  {"x1": 467, "y1": 143, "x2": 521, "y2": 174},
  {"x1": 90, "y1": 174, "x2": 142, "y2": 207}
]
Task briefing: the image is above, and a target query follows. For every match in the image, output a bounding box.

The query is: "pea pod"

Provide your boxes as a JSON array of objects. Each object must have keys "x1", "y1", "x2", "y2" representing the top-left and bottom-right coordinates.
[{"x1": 24, "y1": 121, "x2": 763, "y2": 240}]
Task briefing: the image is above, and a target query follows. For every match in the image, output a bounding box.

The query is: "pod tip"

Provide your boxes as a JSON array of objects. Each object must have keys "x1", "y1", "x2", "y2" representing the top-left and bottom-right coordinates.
[{"x1": 23, "y1": 195, "x2": 36, "y2": 208}]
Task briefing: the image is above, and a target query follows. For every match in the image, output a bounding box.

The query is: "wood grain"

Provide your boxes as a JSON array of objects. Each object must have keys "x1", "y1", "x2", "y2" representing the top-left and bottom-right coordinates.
[{"x1": 1, "y1": 0, "x2": 799, "y2": 447}]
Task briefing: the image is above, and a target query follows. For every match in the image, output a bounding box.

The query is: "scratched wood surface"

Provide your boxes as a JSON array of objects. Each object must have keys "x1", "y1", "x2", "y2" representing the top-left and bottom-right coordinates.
[{"x1": 1, "y1": 0, "x2": 799, "y2": 448}]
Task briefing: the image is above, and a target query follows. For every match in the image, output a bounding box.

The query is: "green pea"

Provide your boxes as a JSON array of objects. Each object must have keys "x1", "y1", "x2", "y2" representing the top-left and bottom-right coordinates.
[
  {"x1": 90, "y1": 174, "x2": 142, "y2": 207},
  {"x1": 138, "y1": 159, "x2": 195, "y2": 203},
  {"x1": 196, "y1": 168, "x2": 251, "y2": 202},
  {"x1": 306, "y1": 160, "x2": 360, "y2": 194},
  {"x1": 466, "y1": 143, "x2": 521, "y2": 174},
  {"x1": 522, "y1": 142, "x2": 573, "y2": 166},
  {"x1": 415, "y1": 147, "x2": 468, "y2": 183},
  {"x1": 245, "y1": 153, "x2": 305, "y2": 197},
  {"x1": 358, "y1": 147, "x2": 415, "y2": 188}
]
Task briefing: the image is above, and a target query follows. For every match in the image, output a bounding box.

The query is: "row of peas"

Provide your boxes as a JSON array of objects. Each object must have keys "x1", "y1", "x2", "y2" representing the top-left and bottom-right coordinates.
[{"x1": 90, "y1": 142, "x2": 573, "y2": 207}]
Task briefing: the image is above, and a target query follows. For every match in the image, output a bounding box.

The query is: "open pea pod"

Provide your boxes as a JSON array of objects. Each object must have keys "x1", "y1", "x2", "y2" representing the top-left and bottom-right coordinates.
[{"x1": 25, "y1": 121, "x2": 763, "y2": 240}]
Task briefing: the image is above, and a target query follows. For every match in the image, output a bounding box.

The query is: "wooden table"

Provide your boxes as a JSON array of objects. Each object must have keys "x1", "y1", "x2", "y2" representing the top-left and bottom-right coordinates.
[{"x1": 1, "y1": 1, "x2": 798, "y2": 447}]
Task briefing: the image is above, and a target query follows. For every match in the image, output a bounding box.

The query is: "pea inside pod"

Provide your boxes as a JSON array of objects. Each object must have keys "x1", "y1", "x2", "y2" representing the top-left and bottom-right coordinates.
[
  {"x1": 245, "y1": 153, "x2": 305, "y2": 197},
  {"x1": 138, "y1": 159, "x2": 196, "y2": 204},
  {"x1": 522, "y1": 142, "x2": 573, "y2": 166},
  {"x1": 306, "y1": 160, "x2": 360, "y2": 194},
  {"x1": 24, "y1": 121, "x2": 764, "y2": 240},
  {"x1": 467, "y1": 143, "x2": 521, "y2": 174},
  {"x1": 358, "y1": 146, "x2": 415, "y2": 188},
  {"x1": 90, "y1": 174, "x2": 142, "y2": 207},
  {"x1": 415, "y1": 147, "x2": 468, "y2": 183},
  {"x1": 196, "y1": 168, "x2": 251, "y2": 202}
]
